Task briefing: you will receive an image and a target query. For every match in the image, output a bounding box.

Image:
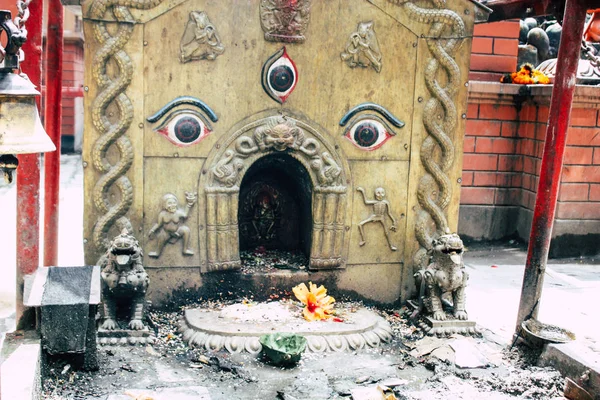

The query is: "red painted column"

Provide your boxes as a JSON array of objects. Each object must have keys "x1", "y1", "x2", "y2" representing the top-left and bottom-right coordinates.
[
  {"x1": 515, "y1": 0, "x2": 590, "y2": 329},
  {"x1": 16, "y1": 0, "x2": 44, "y2": 328},
  {"x1": 43, "y1": 1, "x2": 64, "y2": 266}
]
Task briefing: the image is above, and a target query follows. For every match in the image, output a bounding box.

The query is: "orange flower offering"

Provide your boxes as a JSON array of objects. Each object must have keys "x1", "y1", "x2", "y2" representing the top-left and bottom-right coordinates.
[
  {"x1": 500, "y1": 64, "x2": 550, "y2": 85},
  {"x1": 292, "y1": 282, "x2": 335, "y2": 321}
]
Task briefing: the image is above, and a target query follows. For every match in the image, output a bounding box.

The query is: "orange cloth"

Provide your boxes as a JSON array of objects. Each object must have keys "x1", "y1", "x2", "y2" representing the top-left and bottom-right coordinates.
[{"x1": 585, "y1": 12, "x2": 600, "y2": 42}]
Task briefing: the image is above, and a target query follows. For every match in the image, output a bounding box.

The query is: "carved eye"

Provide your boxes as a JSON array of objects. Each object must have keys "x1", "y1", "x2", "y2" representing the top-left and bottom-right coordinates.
[
  {"x1": 339, "y1": 103, "x2": 405, "y2": 151},
  {"x1": 147, "y1": 96, "x2": 218, "y2": 147},
  {"x1": 262, "y1": 47, "x2": 298, "y2": 104},
  {"x1": 344, "y1": 116, "x2": 394, "y2": 150},
  {"x1": 155, "y1": 111, "x2": 211, "y2": 147}
]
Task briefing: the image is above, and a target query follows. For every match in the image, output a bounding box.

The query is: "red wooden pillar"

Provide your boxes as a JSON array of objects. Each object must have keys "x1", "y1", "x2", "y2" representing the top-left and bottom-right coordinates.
[
  {"x1": 43, "y1": 0, "x2": 64, "y2": 266},
  {"x1": 515, "y1": 0, "x2": 591, "y2": 329},
  {"x1": 16, "y1": 0, "x2": 44, "y2": 328}
]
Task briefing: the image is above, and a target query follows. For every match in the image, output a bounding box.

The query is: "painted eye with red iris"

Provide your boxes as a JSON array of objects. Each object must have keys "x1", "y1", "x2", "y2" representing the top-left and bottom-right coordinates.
[
  {"x1": 339, "y1": 103, "x2": 405, "y2": 151},
  {"x1": 344, "y1": 116, "x2": 394, "y2": 151},
  {"x1": 147, "y1": 96, "x2": 219, "y2": 147}
]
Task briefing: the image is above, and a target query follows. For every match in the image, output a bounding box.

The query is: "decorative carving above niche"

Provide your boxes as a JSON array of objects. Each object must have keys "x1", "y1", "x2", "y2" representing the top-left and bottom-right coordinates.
[
  {"x1": 180, "y1": 11, "x2": 225, "y2": 63},
  {"x1": 341, "y1": 21, "x2": 382, "y2": 73},
  {"x1": 260, "y1": 0, "x2": 312, "y2": 43}
]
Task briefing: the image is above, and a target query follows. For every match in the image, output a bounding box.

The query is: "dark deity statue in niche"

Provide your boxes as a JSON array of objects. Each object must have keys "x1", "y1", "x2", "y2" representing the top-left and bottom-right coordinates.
[
  {"x1": 260, "y1": 0, "x2": 312, "y2": 43},
  {"x1": 148, "y1": 192, "x2": 197, "y2": 258},
  {"x1": 100, "y1": 229, "x2": 149, "y2": 330},
  {"x1": 252, "y1": 192, "x2": 278, "y2": 241},
  {"x1": 180, "y1": 11, "x2": 225, "y2": 63}
]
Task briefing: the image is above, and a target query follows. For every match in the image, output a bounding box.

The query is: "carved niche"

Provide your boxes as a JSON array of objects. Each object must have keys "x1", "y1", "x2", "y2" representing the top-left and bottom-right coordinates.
[
  {"x1": 260, "y1": 0, "x2": 312, "y2": 43},
  {"x1": 204, "y1": 115, "x2": 348, "y2": 272}
]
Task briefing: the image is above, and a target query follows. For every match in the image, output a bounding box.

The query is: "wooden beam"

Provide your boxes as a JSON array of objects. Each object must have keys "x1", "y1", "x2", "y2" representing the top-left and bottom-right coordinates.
[{"x1": 482, "y1": 0, "x2": 566, "y2": 22}]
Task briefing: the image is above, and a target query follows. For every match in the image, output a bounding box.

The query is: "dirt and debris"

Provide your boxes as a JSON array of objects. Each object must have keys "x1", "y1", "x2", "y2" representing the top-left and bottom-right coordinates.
[
  {"x1": 240, "y1": 249, "x2": 308, "y2": 274},
  {"x1": 41, "y1": 299, "x2": 566, "y2": 400}
]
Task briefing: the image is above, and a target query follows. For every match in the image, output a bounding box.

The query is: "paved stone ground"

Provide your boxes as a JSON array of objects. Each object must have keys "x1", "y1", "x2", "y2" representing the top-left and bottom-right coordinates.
[{"x1": 1, "y1": 155, "x2": 599, "y2": 399}]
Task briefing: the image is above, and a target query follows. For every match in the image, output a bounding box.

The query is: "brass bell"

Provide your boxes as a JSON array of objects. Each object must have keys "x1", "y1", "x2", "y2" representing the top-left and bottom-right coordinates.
[
  {"x1": 0, "y1": 10, "x2": 55, "y2": 183},
  {"x1": 0, "y1": 71, "x2": 55, "y2": 183}
]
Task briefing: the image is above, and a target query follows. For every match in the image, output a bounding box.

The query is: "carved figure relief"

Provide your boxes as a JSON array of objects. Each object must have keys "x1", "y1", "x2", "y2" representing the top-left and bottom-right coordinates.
[
  {"x1": 260, "y1": 0, "x2": 312, "y2": 43},
  {"x1": 341, "y1": 22, "x2": 382, "y2": 73},
  {"x1": 148, "y1": 192, "x2": 198, "y2": 258},
  {"x1": 356, "y1": 187, "x2": 397, "y2": 251},
  {"x1": 99, "y1": 229, "x2": 149, "y2": 330},
  {"x1": 415, "y1": 232, "x2": 468, "y2": 321},
  {"x1": 180, "y1": 11, "x2": 225, "y2": 63},
  {"x1": 212, "y1": 116, "x2": 342, "y2": 188}
]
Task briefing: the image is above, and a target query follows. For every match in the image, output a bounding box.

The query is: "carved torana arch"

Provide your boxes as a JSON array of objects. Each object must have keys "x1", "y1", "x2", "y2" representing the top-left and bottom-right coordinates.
[{"x1": 202, "y1": 115, "x2": 349, "y2": 272}]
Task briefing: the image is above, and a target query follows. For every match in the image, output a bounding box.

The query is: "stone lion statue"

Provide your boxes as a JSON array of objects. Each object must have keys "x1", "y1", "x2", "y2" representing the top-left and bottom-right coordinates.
[
  {"x1": 415, "y1": 232, "x2": 468, "y2": 321},
  {"x1": 99, "y1": 229, "x2": 149, "y2": 330}
]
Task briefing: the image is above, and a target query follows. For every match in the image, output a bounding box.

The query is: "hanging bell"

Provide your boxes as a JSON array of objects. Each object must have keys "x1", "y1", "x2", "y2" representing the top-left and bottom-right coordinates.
[
  {"x1": 0, "y1": 10, "x2": 55, "y2": 183},
  {"x1": 0, "y1": 71, "x2": 56, "y2": 182}
]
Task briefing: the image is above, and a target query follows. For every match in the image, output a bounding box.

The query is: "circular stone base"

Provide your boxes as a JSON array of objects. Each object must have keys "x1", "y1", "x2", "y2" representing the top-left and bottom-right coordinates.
[{"x1": 178, "y1": 303, "x2": 393, "y2": 354}]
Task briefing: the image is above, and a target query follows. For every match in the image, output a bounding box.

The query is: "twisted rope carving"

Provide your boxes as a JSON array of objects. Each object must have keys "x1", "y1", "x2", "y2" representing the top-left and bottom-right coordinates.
[
  {"x1": 393, "y1": 1, "x2": 465, "y2": 269},
  {"x1": 89, "y1": 1, "x2": 163, "y2": 251}
]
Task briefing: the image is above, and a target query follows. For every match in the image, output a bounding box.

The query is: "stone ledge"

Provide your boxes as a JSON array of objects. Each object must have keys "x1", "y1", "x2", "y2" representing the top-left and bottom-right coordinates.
[{"x1": 178, "y1": 306, "x2": 393, "y2": 354}]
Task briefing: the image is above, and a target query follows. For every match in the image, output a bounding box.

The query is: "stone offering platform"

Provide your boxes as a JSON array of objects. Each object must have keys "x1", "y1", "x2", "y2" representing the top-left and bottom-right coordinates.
[{"x1": 178, "y1": 302, "x2": 392, "y2": 354}]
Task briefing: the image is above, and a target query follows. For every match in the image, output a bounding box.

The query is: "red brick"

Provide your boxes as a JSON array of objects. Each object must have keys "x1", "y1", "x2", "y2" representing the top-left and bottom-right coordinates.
[
  {"x1": 473, "y1": 172, "x2": 514, "y2": 187},
  {"x1": 521, "y1": 174, "x2": 532, "y2": 190},
  {"x1": 463, "y1": 154, "x2": 498, "y2": 171},
  {"x1": 475, "y1": 137, "x2": 517, "y2": 154},
  {"x1": 524, "y1": 190, "x2": 537, "y2": 210},
  {"x1": 594, "y1": 149, "x2": 600, "y2": 165},
  {"x1": 519, "y1": 122, "x2": 537, "y2": 139},
  {"x1": 495, "y1": 188, "x2": 521, "y2": 205},
  {"x1": 498, "y1": 155, "x2": 523, "y2": 172},
  {"x1": 570, "y1": 108, "x2": 598, "y2": 127},
  {"x1": 567, "y1": 127, "x2": 600, "y2": 146},
  {"x1": 467, "y1": 103, "x2": 479, "y2": 119},
  {"x1": 590, "y1": 184, "x2": 600, "y2": 201},
  {"x1": 535, "y1": 125, "x2": 548, "y2": 141},
  {"x1": 479, "y1": 104, "x2": 518, "y2": 121},
  {"x1": 511, "y1": 174, "x2": 523, "y2": 187},
  {"x1": 523, "y1": 156, "x2": 540, "y2": 175},
  {"x1": 519, "y1": 106, "x2": 538, "y2": 122},
  {"x1": 472, "y1": 37, "x2": 493, "y2": 54},
  {"x1": 537, "y1": 106, "x2": 550, "y2": 124},
  {"x1": 465, "y1": 120, "x2": 501, "y2": 137},
  {"x1": 556, "y1": 202, "x2": 600, "y2": 219},
  {"x1": 493, "y1": 38, "x2": 518, "y2": 56},
  {"x1": 501, "y1": 122, "x2": 518, "y2": 137},
  {"x1": 470, "y1": 54, "x2": 517, "y2": 73},
  {"x1": 558, "y1": 183, "x2": 590, "y2": 201},
  {"x1": 460, "y1": 187, "x2": 496, "y2": 205},
  {"x1": 473, "y1": 21, "x2": 520, "y2": 38},
  {"x1": 564, "y1": 147, "x2": 593, "y2": 165},
  {"x1": 562, "y1": 166, "x2": 600, "y2": 183},
  {"x1": 518, "y1": 139, "x2": 536, "y2": 156},
  {"x1": 464, "y1": 137, "x2": 476, "y2": 153},
  {"x1": 461, "y1": 172, "x2": 474, "y2": 186}
]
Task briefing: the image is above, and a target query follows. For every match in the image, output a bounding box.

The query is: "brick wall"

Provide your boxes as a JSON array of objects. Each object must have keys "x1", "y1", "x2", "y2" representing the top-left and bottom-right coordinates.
[
  {"x1": 470, "y1": 20, "x2": 520, "y2": 81},
  {"x1": 460, "y1": 82, "x2": 600, "y2": 256}
]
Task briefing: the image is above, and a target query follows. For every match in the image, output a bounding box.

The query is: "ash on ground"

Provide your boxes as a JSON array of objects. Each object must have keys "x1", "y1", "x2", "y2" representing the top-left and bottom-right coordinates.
[
  {"x1": 41, "y1": 299, "x2": 565, "y2": 400},
  {"x1": 240, "y1": 248, "x2": 308, "y2": 274}
]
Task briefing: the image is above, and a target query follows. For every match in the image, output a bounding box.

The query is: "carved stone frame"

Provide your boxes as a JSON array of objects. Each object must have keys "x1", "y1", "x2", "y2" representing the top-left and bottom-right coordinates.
[{"x1": 199, "y1": 114, "x2": 350, "y2": 272}]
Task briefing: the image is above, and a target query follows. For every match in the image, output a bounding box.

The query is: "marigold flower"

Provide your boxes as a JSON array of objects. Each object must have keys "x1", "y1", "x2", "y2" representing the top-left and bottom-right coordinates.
[{"x1": 292, "y1": 282, "x2": 335, "y2": 321}]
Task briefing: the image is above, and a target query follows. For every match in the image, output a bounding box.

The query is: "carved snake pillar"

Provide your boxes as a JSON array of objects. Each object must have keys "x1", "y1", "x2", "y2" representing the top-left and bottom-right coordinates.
[
  {"x1": 390, "y1": 1, "x2": 465, "y2": 269},
  {"x1": 89, "y1": 1, "x2": 163, "y2": 252}
]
